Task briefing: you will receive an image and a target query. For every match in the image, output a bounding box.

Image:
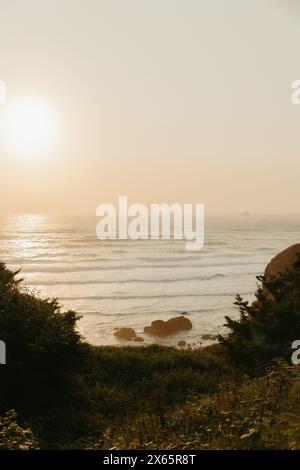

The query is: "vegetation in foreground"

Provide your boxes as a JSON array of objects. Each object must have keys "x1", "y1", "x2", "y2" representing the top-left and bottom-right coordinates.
[{"x1": 0, "y1": 261, "x2": 299, "y2": 450}]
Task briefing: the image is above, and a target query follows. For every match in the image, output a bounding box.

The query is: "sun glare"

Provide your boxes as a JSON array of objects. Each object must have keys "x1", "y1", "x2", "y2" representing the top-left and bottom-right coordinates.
[{"x1": 3, "y1": 96, "x2": 58, "y2": 160}]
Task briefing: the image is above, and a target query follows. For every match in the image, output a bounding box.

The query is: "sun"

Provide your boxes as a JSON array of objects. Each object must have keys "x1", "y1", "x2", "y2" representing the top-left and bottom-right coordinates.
[{"x1": 2, "y1": 95, "x2": 58, "y2": 159}]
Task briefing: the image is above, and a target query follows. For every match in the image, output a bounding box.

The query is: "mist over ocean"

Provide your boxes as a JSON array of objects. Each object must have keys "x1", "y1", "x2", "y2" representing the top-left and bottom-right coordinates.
[{"x1": 1, "y1": 213, "x2": 300, "y2": 346}]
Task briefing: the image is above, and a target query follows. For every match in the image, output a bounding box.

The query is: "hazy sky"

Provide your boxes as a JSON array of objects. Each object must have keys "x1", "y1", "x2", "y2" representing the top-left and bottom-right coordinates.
[{"x1": 0, "y1": 0, "x2": 300, "y2": 215}]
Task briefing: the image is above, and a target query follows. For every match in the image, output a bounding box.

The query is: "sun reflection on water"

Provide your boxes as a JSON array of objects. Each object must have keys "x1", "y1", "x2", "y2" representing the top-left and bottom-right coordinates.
[{"x1": 2, "y1": 214, "x2": 52, "y2": 259}]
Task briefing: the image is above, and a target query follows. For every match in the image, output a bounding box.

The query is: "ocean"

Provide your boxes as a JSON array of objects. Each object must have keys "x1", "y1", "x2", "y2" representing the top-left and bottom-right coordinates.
[{"x1": 1, "y1": 213, "x2": 300, "y2": 347}]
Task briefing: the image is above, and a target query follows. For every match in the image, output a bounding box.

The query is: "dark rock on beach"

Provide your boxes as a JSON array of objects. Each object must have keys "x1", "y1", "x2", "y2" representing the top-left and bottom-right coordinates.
[
  {"x1": 133, "y1": 336, "x2": 144, "y2": 342},
  {"x1": 144, "y1": 316, "x2": 192, "y2": 336},
  {"x1": 114, "y1": 327, "x2": 137, "y2": 340},
  {"x1": 201, "y1": 334, "x2": 218, "y2": 341}
]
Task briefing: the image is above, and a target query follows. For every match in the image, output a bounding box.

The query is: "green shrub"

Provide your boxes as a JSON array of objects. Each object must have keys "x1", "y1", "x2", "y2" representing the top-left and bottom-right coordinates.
[
  {"x1": 219, "y1": 259, "x2": 300, "y2": 372},
  {"x1": 0, "y1": 263, "x2": 82, "y2": 414},
  {"x1": 0, "y1": 410, "x2": 38, "y2": 450}
]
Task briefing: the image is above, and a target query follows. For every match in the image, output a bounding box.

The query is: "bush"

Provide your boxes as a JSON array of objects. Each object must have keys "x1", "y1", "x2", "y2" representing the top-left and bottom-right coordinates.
[
  {"x1": 0, "y1": 410, "x2": 38, "y2": 450},
  {"x1": 0, "y1": 263, "x2": 81, "y2": 363},
  {"x1": 219, "y1": 259, "x2": 300, "y2": 372},
  {"x1": 0, "y1": 263, "x2": 82, "y2": 414}
]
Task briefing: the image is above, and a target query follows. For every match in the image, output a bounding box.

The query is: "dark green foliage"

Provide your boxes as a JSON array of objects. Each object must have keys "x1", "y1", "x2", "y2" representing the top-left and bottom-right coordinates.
[
  {"x1": 103, "y1": 360, "x2": 300, "y2": 450},
  {"x1": 219, "y1": 259, "x2": 300, "y2": 372},
  {"x1": 0, "y1": 262, "x2": 81, "y2": 363},
  {"x1": 0, "y1": 410, "x2": 38, "y2": 450},
  {"x1": 0, "y1": 262, "x2": 82, "y2": 415}
]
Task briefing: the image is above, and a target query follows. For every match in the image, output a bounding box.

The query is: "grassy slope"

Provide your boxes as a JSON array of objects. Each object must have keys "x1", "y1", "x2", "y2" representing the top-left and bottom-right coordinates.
[{"x1": 31, "y1": 345, "x2": 300, "y2": 450}]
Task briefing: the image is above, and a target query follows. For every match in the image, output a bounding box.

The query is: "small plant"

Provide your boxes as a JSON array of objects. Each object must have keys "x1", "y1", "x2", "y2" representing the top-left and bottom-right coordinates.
[{"x1": 0, "y1": 410, "x2": 38, "y2": 450}]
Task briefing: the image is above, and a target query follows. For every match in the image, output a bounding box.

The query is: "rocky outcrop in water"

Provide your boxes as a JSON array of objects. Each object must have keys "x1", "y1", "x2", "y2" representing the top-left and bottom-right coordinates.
[
  {"x1": 144, "y1": 316, "x2": 192, "y2": 336},
  {"x1": 114, "y1": 327, "x2": 137, "y2": 340}
]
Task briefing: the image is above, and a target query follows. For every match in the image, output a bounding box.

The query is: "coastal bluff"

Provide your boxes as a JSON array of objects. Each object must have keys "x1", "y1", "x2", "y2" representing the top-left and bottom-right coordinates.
[{"x1": 265, "y1": 243, "x2": 300, "y2": 279}]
